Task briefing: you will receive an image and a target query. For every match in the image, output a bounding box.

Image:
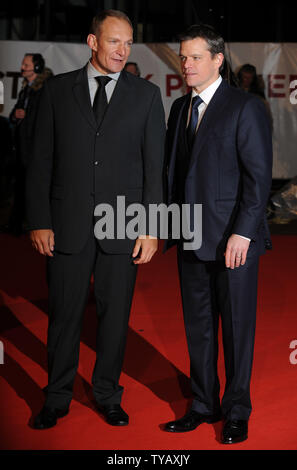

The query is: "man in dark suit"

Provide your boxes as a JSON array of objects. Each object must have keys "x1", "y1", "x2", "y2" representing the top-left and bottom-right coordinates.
[
  {"x1": 26, "y1": 9, "x2": 165, "y2": 429},
  {"x1": 164, "y1": 24, "x2": 272, "y2": 444}
]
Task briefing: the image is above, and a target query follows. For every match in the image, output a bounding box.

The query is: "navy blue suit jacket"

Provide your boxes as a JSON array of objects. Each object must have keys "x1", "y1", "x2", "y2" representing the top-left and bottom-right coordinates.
[{"x1": 165, "y1": 79, "x2": 272, "y2": 261}]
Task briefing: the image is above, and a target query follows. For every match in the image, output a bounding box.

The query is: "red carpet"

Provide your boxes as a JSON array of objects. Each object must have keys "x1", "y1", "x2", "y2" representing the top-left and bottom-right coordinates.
[{"x1": 0, "y1": 233, "x2": 297, "y2": 450}]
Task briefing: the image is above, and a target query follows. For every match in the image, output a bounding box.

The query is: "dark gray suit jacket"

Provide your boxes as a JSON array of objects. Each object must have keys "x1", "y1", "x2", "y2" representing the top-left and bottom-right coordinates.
[{"x1": 26, "y1": 65, "x2": 166, "y2": 254}]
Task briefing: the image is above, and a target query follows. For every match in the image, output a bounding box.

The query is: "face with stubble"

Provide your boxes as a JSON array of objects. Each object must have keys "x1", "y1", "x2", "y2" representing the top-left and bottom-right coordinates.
[{"x1": 87, "y1": 17, "x2": 133, "y2": 74}]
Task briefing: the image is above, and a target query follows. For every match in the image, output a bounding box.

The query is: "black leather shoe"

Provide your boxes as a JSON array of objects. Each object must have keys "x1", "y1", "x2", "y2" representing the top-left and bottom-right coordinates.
[
  {"x1": 165, "y1": 410, "x2": 221, "y2": 433},
  {"x1": 33, "y1": 405, "x2": 69, "y2": 430},
  {"x1": 97, "y1": 404, "x2": 129, "y2": 426},
  {"x1": 221, "y1": 419, "x2": 248, "y2": 444}
]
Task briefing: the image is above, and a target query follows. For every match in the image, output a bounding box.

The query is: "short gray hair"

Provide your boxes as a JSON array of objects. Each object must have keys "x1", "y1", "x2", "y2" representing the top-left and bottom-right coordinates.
[{"x1": 89, "y1": 9, "x2": 133, "y2": 36}]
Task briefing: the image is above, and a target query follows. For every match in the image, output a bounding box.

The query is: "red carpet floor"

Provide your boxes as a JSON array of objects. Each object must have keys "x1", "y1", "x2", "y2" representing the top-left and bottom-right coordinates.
[{"x1": 0, "y1": 233, "x2": 297, "y2": 450}]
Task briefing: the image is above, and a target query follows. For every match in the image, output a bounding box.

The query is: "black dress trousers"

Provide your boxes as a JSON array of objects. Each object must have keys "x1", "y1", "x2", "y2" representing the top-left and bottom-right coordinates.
[
  {"x1": 177, "y1": 244, "x2": 260, "y2": 421},
  {"x1": 45, "y1": 227, "x2": 138, "y2": 409}
]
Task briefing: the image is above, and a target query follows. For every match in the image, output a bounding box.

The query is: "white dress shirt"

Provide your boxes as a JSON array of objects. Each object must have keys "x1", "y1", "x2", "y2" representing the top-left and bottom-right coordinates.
[
  {"x1": 87, "y1": 60, "x2": 120, "y2": 105},
  {"x1": 187, "y1": 75, "x2": 222, "y2": 129}
]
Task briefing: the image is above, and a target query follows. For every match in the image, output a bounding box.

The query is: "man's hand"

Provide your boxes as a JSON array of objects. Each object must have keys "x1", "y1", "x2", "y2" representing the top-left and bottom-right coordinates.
[
  {"x1": 30, "y1": 229, "x2": 55, "y2": 257},
  {"x1": 132, "y1": 236, "x2": 158, "y2": 264},
  {"x1": 15, "y1": 109, "x2": 26, "y2": 119},
  {"x1": 225, "y1": 234, "x2": 250, "y2": 269}
]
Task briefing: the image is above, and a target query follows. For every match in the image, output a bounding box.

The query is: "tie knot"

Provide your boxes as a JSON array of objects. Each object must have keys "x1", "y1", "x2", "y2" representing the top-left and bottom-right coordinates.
[
  {"x1": 95, "y1": 76, "x2": 112, "y2": 88},
  {"x1": 191, "y1": 95, "x2": 203, "y2": 110}
]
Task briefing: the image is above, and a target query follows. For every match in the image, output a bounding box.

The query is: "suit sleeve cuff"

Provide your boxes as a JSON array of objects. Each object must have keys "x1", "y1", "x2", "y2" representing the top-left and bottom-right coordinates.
[{"x1": 234, "y1": 233, "x2": 251, "y2": 242}]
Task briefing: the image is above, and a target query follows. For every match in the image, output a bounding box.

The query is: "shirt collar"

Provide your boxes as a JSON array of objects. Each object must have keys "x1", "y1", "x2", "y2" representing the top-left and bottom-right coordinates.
[
  {"x1": 87, "y1": 60, "x2": 120, "y2": 81},
  {"x1": 192, "y1": 75, "x2": 222, "y2": 105}
]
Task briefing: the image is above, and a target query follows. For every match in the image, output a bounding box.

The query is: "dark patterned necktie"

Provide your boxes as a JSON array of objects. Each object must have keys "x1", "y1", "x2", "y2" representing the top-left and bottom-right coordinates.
[
  {"x1": 187, "y1": 95, "x2": 203, "y2": 149},
  {"x1": 93, "y1": 76, "x2": 112, "y2": 125}
]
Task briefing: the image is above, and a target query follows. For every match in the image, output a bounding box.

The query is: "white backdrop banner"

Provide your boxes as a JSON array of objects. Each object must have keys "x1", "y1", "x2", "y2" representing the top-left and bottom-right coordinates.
[{"x1": 0, "y1": 40, "x2": 296, "y2": 178}]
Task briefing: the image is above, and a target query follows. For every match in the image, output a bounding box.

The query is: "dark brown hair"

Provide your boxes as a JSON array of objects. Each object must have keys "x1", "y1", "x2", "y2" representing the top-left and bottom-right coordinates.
[{"x1": 179, "y1": 24, "x2": 225, "y2": 58}]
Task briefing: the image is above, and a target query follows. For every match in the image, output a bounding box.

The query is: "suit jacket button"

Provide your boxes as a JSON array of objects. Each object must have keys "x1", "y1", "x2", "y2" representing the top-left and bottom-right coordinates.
[
  {"x1": 94, "y1": 161, "x2": 99, "y2": 165},
  {"x1": 96, "y1": 132, "x2": 99, "y2": 136}
]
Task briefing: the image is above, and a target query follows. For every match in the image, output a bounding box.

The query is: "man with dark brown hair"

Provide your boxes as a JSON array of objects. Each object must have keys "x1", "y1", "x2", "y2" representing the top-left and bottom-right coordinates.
[{"x1": 164, "y1": 24, "x2": 272, "y2": 444}]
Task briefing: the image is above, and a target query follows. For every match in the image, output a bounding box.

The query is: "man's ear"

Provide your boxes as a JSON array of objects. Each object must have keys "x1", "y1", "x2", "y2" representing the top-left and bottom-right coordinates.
[
  {"x1": 87, "y1": 33, "x2": 97, "y2": 52},
  {"x1": 215, "y1": 53, "x2": 224, "y2": 69}
]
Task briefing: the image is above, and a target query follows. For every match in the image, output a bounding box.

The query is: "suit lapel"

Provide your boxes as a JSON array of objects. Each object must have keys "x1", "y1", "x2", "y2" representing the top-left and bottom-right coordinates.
[
  {"x1": 72, "y1": 67, "x2": 131, "y2": 132},
  {"x1": 188, "y1": 80, "x2": 230, "y2": 174},
  {"x1": 168, "y1": 93, "x2": 191, "y2": 190},
  {"x1": 72, "y1": 64, "x2": 97, "y2": 130},
  {"x1": 180, "y1": 94, "x2": 191, "y2": 154}
]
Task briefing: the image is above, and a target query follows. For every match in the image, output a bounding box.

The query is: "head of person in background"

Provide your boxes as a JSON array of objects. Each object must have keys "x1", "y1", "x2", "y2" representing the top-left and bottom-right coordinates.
[
  {"x1": 87, "y1": 9, "x2": 133, "y2": 74},
  {"x1": 21, "y1": 53, "x2": 52, "y2": 95},
  {"x1": 237, "y1": 63, "x2": 265, "y2": 98},
  {"x1": 21, "y1": 53, "x2": 45, "y2": 85},
  {"x1": 124, "y1": 62, "x2": 141, "y2": 77},
  {"x1": 221, "y1": 58, "x2": 239, "y2": 88}
]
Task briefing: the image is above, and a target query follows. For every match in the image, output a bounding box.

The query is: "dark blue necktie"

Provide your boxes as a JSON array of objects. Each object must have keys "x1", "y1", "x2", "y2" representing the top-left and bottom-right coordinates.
[
  {"x1": 93, "y1": 76, "x2": 112, "y2": 125},
  {"x1": 187, "y1": 95, "x2": 203, "y2": 149}
]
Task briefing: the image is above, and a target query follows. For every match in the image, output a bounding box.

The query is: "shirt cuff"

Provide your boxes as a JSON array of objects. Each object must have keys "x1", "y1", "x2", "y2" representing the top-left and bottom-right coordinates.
[{"x1": 234, "y1": 234, "x2": 251, "y2": 242}]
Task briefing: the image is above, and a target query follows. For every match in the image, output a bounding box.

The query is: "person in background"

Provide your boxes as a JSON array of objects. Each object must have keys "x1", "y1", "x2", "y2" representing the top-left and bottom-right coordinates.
[
  {"x1": 221, "y1": 58, "x2": 239, "y2": 88},
  {"x1": 124, "y1": 61, "x2": 141, "y2": 77},
  {"x1": 9, "y1": 53, "x2": 53, "y2": 235},
  {"x1": 237, "y1": 63, "x2": 273, "y2": 128},
  {"x1": 237, "y1": 63, "x2": 265, "y2": 98}
]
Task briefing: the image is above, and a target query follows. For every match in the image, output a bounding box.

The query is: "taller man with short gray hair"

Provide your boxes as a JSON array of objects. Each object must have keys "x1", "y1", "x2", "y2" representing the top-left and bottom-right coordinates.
[{"x1": 26, "y1": 9, "x2": 165, "y2": 429}]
